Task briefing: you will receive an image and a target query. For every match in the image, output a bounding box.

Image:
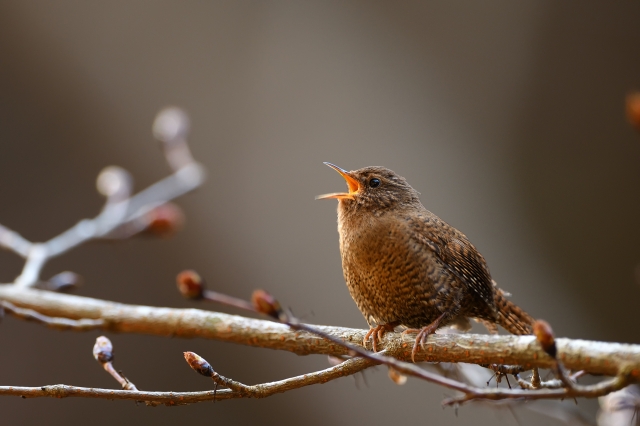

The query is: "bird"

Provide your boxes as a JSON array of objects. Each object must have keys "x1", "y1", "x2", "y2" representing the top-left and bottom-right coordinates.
[{"x1": 317, "y1": 163, "x2": 534, "y2": 362}]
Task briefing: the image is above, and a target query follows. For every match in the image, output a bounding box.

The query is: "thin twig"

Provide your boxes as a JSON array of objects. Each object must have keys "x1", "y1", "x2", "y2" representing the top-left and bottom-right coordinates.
[
  {"x1": 184, "y1": 351, "x2": 375, "y2": 399},
  {"x1": 515, "y1": 374, "x2": 564, "y2": 390},
  {"x1": 0, "y1": 356, "x2": 374, "y2": 405},
  {"x1": 0, "y1": 224, "x2": 32, "y2": 258},
  {"x1": 93, "y1": 336, "x2": 138, "y2": 391},
  {"x1": 0, "y1": 300, "x2": 104, "y2": 330},
  {"x1": 175, "y1": 269, "x2": 255, "y2": 311},
  {"x1": 444, "y1": 371, "x2": 634, "y2": 406},
  {"x1": 202, "y1": 290, "x2": 255, "y2": 312}
]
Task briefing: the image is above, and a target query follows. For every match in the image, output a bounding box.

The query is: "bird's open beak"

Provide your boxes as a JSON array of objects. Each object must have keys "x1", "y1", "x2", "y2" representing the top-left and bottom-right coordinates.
[{"x1": 315, "y1": 162, "x2": 360, "y2": 200}]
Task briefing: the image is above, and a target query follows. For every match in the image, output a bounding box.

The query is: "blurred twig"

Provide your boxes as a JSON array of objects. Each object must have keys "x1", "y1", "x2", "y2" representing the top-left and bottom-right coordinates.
[{"x1": 7, "y1": 107, "x2": 205, "y2": 288}]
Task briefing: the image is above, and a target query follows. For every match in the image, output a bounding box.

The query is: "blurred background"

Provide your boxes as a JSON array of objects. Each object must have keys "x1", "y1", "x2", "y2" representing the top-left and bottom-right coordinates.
[{"x1": 1, "y1": 1, "x2": 639, "y2": 425}]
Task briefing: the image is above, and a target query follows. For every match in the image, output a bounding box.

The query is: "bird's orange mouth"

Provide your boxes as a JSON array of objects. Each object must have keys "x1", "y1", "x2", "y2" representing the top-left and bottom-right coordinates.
[{"x1": 315, "y1": 162, "x2": 360, "y2": 200}]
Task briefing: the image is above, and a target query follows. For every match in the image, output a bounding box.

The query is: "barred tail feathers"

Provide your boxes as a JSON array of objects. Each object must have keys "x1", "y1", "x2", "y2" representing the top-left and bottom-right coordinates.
[{"x1": 494, "y1": 288, "x2": 534, "y2": 335}]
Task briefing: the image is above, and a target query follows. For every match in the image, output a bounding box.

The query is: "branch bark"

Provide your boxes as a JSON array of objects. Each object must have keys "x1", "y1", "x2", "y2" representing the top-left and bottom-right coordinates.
[{"x1": 1, "y1": 285, "x2": 639, "y2": 379}]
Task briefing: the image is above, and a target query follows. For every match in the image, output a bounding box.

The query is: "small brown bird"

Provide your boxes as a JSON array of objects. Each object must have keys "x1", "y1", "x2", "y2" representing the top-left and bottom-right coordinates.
[{"x1": 317, "y1": 163, "x2": 534, "y2": 361}]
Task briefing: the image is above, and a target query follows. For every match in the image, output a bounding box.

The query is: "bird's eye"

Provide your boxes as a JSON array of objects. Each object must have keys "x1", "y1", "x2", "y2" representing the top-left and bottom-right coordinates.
[{"x1": 369, "y1": 178, "x2": 381, "y2": 188}]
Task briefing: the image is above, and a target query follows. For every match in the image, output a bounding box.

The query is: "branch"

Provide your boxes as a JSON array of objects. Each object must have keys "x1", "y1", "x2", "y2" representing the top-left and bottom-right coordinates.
[
  {"x1": 0, "y1": 224, "x2": 31, "y2": 257},
  {"x1": 178, "y1": 271, "x2": 630, "y2": 407},
  {"x1": 0, "y1": 356, "x2": 374, "y2": 405},
  {"x1": 6, "y1": 297, "x2": 629, "y2": 408},
  {"x1": 1, "y1": 285, "x2": 639, "y2": 379},
  {"x1": 8, "y1": 107, "x2": 205, "y2": 288},
  {"x1": 444, "y1": 372, "x2": 634, "y2": 406},
  {"x1": 247, "y1": 290, "x2": 637, "y2": 406},
  {"x1": 0, "y1": 300, "x2": 104, "y2": 330}
]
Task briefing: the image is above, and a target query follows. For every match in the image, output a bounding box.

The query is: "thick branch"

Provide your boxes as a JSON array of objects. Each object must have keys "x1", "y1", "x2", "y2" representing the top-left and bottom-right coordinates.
[{"x1": 1, "y1": 285, "x2": 639, "y2": 378}]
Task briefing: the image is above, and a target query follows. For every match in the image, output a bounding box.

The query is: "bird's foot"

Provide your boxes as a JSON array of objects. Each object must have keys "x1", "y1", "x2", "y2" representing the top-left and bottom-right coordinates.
[
  {"x1": 363, "y1": 322, "x2": 399, "y2": 352},
  {"x1": 402, "y1": 325, "x2": 437, "y2": 363},
  {"x1": 403, "y1": 312, "x2": 447, "y2": 362}
]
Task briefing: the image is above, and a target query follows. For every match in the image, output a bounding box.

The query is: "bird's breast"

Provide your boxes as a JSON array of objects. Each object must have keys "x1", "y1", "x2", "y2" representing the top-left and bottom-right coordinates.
[{"x1": 337, "y1": 212, "x2": 439, "y2": 326}]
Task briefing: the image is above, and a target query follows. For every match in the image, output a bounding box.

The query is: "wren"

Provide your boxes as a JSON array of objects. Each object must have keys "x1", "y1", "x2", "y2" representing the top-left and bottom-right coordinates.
[{"x1": 317, "y1": 163, "x2": 534, "y2": 361}]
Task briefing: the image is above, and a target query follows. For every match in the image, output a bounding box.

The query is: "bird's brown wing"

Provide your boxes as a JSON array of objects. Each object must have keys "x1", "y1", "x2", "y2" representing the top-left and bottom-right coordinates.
[{"x1": 407, "y1": 214, "x2": 496, "y2": 312}]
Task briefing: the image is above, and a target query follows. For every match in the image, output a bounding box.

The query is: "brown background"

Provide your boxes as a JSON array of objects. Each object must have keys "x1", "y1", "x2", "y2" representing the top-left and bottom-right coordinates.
[{"x1": 1, "y1": 2, "x2": 639, "y2": 425}]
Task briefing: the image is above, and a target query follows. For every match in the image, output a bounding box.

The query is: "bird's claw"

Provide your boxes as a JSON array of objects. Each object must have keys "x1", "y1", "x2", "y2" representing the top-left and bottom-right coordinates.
[
  {"x1": 407, "y1": 312, "x2": 447, "y2": 362},
  {"x1": 364, "y1": 323, "x2": 398, "y2": 352}
]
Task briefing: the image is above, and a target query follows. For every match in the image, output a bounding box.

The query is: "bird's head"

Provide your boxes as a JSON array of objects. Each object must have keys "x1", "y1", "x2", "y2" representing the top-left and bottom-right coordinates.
[{"x1": 316, "y1": 163, "x2": 421, "y2": 214}]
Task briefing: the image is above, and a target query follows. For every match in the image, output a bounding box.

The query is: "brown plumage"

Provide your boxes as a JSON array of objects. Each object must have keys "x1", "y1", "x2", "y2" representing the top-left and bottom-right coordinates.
[{"x1": 317, "y1": 163, "x2": 534, "y2": 361}]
